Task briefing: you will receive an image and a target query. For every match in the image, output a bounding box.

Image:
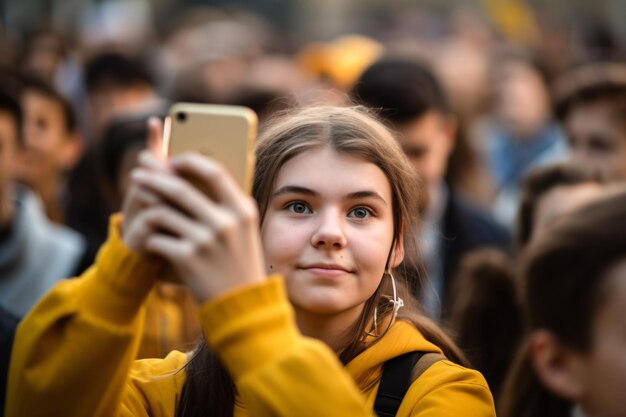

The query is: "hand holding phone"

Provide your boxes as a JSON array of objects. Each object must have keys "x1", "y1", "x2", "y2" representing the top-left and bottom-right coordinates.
[
  {"x1": 151, "y1": 103, "x2": 259, "y2": 284},
  {"x1": 164, "y1": 103, "x2": 257, "y2": 194}
]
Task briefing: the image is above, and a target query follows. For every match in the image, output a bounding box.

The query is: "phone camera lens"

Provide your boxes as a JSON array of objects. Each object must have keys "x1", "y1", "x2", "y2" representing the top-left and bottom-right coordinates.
[{"x1": 176, "y1": 112, "x2": 187, "y2": 123}]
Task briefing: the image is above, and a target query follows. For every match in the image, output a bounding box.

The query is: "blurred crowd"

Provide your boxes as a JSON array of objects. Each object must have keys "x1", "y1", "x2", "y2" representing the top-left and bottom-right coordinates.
[{"x1": 2, "y1": 1, "x2": 626, "y2": 416}]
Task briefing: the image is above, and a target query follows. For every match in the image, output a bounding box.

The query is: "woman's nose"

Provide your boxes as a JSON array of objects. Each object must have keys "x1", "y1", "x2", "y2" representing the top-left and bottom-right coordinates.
[{"x1": 311, "y1": 211, "x2": 347, "y2": 249}]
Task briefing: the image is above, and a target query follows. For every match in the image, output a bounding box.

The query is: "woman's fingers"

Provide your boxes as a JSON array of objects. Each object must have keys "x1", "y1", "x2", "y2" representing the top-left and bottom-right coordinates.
[
  {"x1": 130, "y1": 167, "x2": 221, "y2": 223},
  {"x1": 126, "y1": 204, "x2": 212, "y2": 252},
  {"x1": 121, "y1": 183, "x2": 161, "y2": 241},
  {"x1": 132, "y1": 186, "x2": 160, "y2": 206},
  {"x1": 169, "y1": 153, "x2": 249, "y2": 209},
  {"x1": 137, "y1": 149, "x2": 168, "y2": 172}
]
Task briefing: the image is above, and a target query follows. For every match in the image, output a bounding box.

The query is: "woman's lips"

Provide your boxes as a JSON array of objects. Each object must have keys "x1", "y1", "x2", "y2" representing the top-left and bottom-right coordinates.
[{"x1": 300, "y1": 264, "x2": 352, "y2": 278}]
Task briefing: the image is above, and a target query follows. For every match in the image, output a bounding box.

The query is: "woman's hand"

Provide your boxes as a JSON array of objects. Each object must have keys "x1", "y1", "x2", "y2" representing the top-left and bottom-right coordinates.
[
  {"x1": 122, "y1": 117, "x2": 169, "y2": 252},
  {"x1": 128, "y1": 152, "x2": 266, "y2": 303}
]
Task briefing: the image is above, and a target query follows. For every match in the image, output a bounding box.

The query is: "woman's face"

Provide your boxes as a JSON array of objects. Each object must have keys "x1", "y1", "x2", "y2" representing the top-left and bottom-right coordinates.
[
  {"x1": 261, "y1": 146, "x2": 400, "y2": 322},
  {"x1": 576, "y1": 258, "x2": 626, "y2": 417}
]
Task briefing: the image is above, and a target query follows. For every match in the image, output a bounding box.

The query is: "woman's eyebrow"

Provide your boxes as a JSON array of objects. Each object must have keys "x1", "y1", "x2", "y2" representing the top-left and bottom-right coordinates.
[
  {"x1": 272, "y1": 185, "x2": 320, "y2": 198},
  {"x1": 272, "y1": 186, "x2": 388, "y2": 206},
  {"x1": 346, "y1": 191, "x2": 388, "y2": 205}
]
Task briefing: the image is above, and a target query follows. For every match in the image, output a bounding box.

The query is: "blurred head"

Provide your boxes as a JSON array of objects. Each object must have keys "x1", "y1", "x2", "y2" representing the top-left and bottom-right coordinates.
[
  {"x1": 517, "y1": 163, "x2": 605, "y2": 250},
  {"x1": 351, "y1": 58, "x2": 457, "y2": 198},
  {"x1": 85, "y1": 51, "x2": 157, "y2": 136},
  {"x1": 502, "y1": 187, "x2": 626, "y2": 417},
  {"x1": 19, "y1": 28, "x2": 67, "y2": 82},
  {"x1": 0, "y1": 88, "x2": 23, "y2": 223},
  {"x1": 491, "y1": 57, "x2": 551, "y2": 139},
  {"x1": 433, "y1": 38, "x2": 490, "y2": 119},
  {"x1": 18, "y1": 76, "x2": 82, "y2": 188},
  {"x1": 554, "y1": 63, "x2": 626, "y2": 181}
]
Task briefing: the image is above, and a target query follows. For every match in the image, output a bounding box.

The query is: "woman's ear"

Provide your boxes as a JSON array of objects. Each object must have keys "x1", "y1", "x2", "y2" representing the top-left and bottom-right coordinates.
[
  {"x1": 389, "y1": 238, "x2": 405, "y2": 268},
  {"x1": 529, "y1": 330, "x2": 588, "y2": 402}
]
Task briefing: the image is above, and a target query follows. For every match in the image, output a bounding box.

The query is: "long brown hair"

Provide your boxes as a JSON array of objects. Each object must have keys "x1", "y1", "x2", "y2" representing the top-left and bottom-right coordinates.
[
  {"x1": 177, "y1": 105, "x2": 466, "y2": 417},
  {"x1": 499, "y1": 186, "x2": 626, "y2": 417}
]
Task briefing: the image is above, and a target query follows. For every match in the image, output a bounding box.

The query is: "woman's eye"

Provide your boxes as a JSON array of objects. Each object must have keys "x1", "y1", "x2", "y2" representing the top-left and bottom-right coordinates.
[
  {"x1": 349, "y1": 207, "x2": 372, "y2": 219},
  {"x1": 287, "y1": 202, "x2": 311, "y2": 214}
]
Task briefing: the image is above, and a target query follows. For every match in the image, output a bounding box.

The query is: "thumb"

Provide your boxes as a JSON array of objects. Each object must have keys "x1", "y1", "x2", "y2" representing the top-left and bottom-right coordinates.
[{"x1": 147, "y1": 116, "x2": 166, "y2": 161}]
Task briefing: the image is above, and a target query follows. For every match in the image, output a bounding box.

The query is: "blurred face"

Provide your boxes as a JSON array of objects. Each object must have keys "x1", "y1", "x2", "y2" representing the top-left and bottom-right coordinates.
[
  {"x1": 565, "y1": 101, "x2": 626, "y2": 181},
  {"x1": 25, "y1": 34, "x2": 63, "y2": 80},
  {"x1": 20, "y1": 90, "x2": 75, "y2": 185},
  {"x1": 494, "y1": 62, "x2": 550, "y2": 139},
  {"x1": 89, "y1": 85, "x2": 155, "y2": 138},
  {"x1": 396, "y1": 111, "x2": 455, "y2": 195},
  {"x1": 261, "y1": 146, "x2": 400, "y2": 323},
  {"x1": 576, "y1": 259, "x2": 626, "y2": 417}
]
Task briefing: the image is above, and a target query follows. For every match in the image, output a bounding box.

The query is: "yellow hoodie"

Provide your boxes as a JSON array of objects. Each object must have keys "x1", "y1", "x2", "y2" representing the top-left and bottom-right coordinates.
[{"x1": 6, "y1": 216, "x2": 495, "y2": 417}]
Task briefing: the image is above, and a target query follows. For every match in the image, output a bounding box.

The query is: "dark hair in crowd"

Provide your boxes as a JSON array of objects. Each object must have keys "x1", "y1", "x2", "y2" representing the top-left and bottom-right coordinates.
[
  {"x1": 0, "y1": 87, "x2": 24, "y2": 146},
  {"x1": 500, "y1": 186, "x2": 626, "y2": 417},
  {"x1": 176, "y1": 106, "x2": 467, "y2": 417},
  {"x1": 516, "y1": 162, "x2": 603, "y2": 251},
  {"x1": 553, "y1": 62, "x2": 626, "y2": 124},
  {"x1": 97, "y1": 114, "x2": 150, "y2": 189},
  {"x1": 85, "y1": 52, "x2": 154, "y2": 93},
  {"x1": 20, "y1": 74, "x2": 77, "y2": 132},
  {"x1": 350, "y1": 57, "x2": 451, "y2": 125},
  {"x1": 447, "y1": 249, "x2": 522, "y2": 403}
]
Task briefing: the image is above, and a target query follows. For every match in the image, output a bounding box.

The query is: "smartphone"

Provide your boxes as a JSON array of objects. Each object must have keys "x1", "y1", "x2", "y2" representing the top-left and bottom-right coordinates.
[{"x1": 164, "y1": 103, "x2": 258, "y2": 194}]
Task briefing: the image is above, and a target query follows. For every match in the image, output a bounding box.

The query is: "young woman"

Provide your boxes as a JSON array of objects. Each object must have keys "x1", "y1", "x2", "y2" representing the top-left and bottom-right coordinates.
[
  {"x1": 499, "y1": 187, "x2": 626, "y2": 417},
  {"x1": 6, "y1": 106, "x2": 495, "y2": 417}
]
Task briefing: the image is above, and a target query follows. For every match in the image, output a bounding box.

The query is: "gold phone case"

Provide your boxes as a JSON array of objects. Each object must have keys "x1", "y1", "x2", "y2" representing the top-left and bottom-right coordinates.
[{"x1": 165, "y1": 103, "x2": 258, "y2": 194}]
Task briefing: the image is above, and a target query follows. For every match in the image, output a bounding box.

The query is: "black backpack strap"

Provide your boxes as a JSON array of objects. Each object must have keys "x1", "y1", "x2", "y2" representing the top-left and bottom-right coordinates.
[
  {"x1": 374, "y1": 351, "x2": 445, "y2": 417},
  {"x1": 374, "y1": 352, "x2": 424, "y2": 417}
]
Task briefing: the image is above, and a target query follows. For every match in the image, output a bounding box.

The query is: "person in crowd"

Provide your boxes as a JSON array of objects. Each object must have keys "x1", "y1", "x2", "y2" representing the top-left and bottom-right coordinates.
[
  {"x1": 17, "y1": 75, "x2": 83, "y2": 224},
  {"x1": 0, "y1": 87, "x2": 85, "y2": 318},
  {"x1": 65, "y1": 51, "x2": 167, "y2": 268},
  {"x1": 7, "y1": 106, "x2": 495, "y2": 416},
  {"x1": 18, "y1": 27, "x2": 68, "y2": 86},
  {"x1": 473, "y1": 54, "x2": 567, "y2": 227},
  {"x1": 499, "y1": 186, "x2": 626, "y2": 417},
  {"x1": 351, "y1": 57, "x2": 509, "y2": 321},
  {"x1": 84, "y1": 51, "x2": 163, "y2": 138},
  {"x1": 553, "y1": 62, "x2": 626, "y2": 182}
]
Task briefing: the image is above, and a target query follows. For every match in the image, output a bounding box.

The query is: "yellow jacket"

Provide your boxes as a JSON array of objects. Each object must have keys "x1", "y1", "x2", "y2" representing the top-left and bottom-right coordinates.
[
  {"x1": 138, "y1": 282, "x2": 200, "y2": 359},
  {"x1": 6, "y1": 216, "x2": 495, "y2": 417}
]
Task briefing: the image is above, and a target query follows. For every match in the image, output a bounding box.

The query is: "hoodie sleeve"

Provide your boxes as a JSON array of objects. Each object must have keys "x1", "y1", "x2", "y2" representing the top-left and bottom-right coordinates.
[{"x1": 5, "y1": 214, "x2": 167, "y2": 417}]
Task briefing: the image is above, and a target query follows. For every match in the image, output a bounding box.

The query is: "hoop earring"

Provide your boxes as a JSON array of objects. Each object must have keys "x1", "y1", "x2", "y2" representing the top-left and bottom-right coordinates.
[{"x1": 365, "y1": 270, "x2": 404, "y2": 338}]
